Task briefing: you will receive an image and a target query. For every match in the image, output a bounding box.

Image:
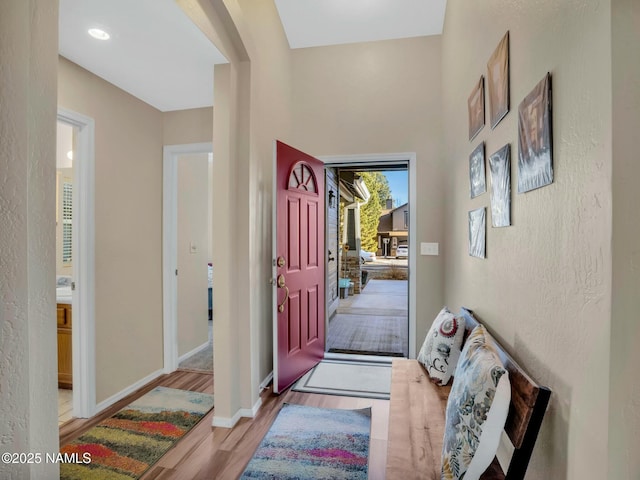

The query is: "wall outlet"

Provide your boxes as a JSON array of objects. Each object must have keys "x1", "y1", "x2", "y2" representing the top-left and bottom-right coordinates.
[{"x1": 420, "y1": 242, "x2": 439, "y2": 256}]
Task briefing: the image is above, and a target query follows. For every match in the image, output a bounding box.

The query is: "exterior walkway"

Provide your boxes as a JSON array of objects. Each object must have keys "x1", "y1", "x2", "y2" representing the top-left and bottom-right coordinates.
[{"x1": 327, "y1": 279, "x2": 408, "y2": 357}]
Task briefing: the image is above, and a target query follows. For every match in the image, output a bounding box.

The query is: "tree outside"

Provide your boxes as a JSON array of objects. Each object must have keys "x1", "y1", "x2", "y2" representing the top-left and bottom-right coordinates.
[{"x1": 358, "y1": 172, "x2": 391, "y2": 252}]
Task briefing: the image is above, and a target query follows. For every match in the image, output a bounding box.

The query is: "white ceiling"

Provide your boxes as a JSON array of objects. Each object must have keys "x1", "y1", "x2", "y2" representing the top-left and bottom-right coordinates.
[
  {"x1": 58, "y1": 0, "x2": 228, "y2": 112},
  {"x1": 58, "y1": 0, "x2": 446, "y2": 112},
  {"x1": 275, "y1": 0, "x2": 447, "y2": 49}
]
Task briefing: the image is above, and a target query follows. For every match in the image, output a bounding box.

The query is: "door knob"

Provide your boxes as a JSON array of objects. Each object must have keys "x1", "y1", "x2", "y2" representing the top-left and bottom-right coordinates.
[{"x1": 277, "y1": 274, "x2": 289, "y2": 313}]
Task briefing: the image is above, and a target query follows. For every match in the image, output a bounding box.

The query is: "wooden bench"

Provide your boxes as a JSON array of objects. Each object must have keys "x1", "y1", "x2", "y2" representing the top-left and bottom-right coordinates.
[{"x1": 386, "y1": 308, "x2": 551, "y2": 480}]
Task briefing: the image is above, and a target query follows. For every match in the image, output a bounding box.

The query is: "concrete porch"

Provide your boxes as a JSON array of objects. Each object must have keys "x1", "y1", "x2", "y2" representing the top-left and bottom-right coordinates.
[{"x1": 327, "y1": 279, "x2": 408, "y2": 357}]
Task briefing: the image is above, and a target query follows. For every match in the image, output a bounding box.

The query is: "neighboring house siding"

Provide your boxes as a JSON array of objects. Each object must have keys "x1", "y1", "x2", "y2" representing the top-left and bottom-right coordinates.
[
  {"x1": 391, "y1": 205, "x2": 408, "y2": 231},
  {"x1": 377, "y1": 203, "x2": 409, "y2": 255}
]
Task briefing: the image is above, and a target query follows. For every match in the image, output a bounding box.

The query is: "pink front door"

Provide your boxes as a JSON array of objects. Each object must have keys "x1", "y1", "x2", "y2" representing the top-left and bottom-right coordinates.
[{"x1": 273, "y1": 141, "x2": 325, "y2": 393}]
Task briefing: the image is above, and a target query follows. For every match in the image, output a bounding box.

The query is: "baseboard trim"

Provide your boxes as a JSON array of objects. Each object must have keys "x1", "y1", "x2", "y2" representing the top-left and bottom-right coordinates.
[
  {"x1": 94, "y1": 368, "x2": 165, "y2": 414},
  {"x1": 212, "y1": 381, "x2": 266, "y2": 428},
  {"x1": 240, "y1": 397, "x2": 262, "y2": 418},
  {"x1": 212, "y1": 410, "x2": 242, "y2": 428},
  {"x1": 178, "y1": 340, "x2": 210, "y2": 363},
  {"x1": 259, "y1": 371, "x2": 273, "y2": 391}
]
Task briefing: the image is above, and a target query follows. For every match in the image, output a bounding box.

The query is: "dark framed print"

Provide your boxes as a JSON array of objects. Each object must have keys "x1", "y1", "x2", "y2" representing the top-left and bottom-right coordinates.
[
  {"x1": 468, "y1": 76, "x2": 485, "y2": 141},
  {"x1": 468, "y1": 207, "x2": 486, "y2": 259},
  {"x1": 518, "y1": 73, "x2": 553, "y2": 193},
  {"x1": 489, "y1": 144, "x2": 511, "y2": 227},
  {"x1": 487, "y1": 31, "x2": 510, "y2": 129},
  {"x1": 469, "y1": 142, "x2": 486, "y2": 198}
]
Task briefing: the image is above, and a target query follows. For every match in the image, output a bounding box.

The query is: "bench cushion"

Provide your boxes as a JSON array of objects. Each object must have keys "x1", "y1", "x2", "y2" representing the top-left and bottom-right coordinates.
[
  {"x1": 441, "y1": 325, "x2": 510, "y2": 480},
  {"x1": 417, "y1": 307, "x2": 466, "y2": 386}
]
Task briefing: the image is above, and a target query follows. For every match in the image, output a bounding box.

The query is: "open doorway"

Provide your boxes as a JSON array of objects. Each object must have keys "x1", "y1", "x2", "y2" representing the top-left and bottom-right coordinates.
[
  {"x1": 325, "y1": 162, "x2": 410, "y2": 358},
  {"x1": 55, "y1": 108, "x2": 97, "y2": 424},
  {"x1": 162, "y1": 143, "x2": 214, "y2": 374},
  {"x1": 56, "y1": 120, "x2": 75, "y2": 425},
  {"x1": 176, "y1": 152, "x2": 214, "y2": 372}
]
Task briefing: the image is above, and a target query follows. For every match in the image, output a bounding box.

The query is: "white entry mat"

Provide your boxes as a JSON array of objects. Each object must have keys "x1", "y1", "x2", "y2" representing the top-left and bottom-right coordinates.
[{"x1": 293, "y1": 360, "x2": 391, "y2": 399}]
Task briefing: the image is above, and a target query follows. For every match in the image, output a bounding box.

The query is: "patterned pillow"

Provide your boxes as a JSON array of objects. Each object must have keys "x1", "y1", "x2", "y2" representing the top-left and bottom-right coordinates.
[
  {"x1": 441, "y1": 325, "x2": 511, "y2": 480},
  {"x1": 417, "y1": 307, "x2": 466, "y2": 386}
]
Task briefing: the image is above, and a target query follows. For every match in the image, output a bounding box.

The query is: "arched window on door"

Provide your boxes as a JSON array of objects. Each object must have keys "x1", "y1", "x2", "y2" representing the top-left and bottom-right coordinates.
[{"x1": 288, "y1": 162, "x2": 318, "y2": 194}]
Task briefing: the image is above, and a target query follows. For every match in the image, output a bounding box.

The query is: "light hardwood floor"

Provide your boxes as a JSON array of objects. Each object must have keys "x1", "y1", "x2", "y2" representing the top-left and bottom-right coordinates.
[
  {"x1": 59, "y1": 370, "x2": 390, "y2": 480},
  {"x1": 58, "y1": 389, "x2": 73, "y2": 426}
]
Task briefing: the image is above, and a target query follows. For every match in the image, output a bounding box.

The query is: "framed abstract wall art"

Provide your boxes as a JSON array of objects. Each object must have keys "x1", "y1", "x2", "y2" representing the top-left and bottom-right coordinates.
[
  {"x1": 487, "y1": 31, "x2": 510, "y2": 129},
  {"x1": 468, "y1": 207, "x2": 486, "y2": 259},
  {"x1": 468, "y1": 76, "x2": 485, "y2": 141},
  {"x1": 469, "y1": 142, "x2": 486, "y2": 198},
  {"x1": 489, "y1": 144, "x2": 511, "y2": 227},
  {"x1": 517, "y1": 73, "x2": 553, "y2": 193}
]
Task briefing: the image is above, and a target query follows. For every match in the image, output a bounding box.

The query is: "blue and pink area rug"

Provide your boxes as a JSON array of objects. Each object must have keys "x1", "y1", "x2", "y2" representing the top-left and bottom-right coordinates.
[{"x1": 240, "y1": 403, "x2": 371, "y2": 480}]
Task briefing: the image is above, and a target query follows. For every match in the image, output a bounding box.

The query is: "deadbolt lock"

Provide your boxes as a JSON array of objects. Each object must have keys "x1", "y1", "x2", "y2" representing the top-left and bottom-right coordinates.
[{"x1": 277, "y1": 256, "x2": 286, "y2": 268}]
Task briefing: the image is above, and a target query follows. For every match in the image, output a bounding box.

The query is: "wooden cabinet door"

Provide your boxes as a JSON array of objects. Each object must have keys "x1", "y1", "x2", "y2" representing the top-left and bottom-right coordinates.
[
  {"x1": 57, "y1": 304, "x2": 72, "y2": 389},
  {"x1": 57, "y1": 305, "x2": 69, "y2": 327}
]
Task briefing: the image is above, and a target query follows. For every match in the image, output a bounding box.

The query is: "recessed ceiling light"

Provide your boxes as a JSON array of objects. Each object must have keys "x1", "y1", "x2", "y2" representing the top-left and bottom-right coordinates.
[{"x1": 88, "y1": 28, "x2": 110, "y2": 41}]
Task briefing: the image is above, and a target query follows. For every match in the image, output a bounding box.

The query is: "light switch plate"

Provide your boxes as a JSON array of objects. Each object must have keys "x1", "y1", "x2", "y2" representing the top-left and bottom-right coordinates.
[
  {"x1": 189, "y1": 242, "x2": 197, "y2": 254},
  {"x1": 420, "y1": 242, "x2": 439, "y2": 256}
]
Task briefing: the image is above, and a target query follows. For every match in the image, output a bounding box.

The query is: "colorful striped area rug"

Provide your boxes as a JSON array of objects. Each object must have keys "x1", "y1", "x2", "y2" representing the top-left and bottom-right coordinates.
[
  {"x1": 60, "y1": 387, "x2": 214, "y2": 480},
  {"x1": 240, "y1": 403, "x2": 371, "y2": 480}
]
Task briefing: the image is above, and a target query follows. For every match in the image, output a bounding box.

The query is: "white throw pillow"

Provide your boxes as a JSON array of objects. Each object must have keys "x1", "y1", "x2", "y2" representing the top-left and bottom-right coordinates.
[
  {"x1": 417, "y1": 307, "x2": 466, "y2": 386},
  {"x1": 441, "y1": 325, "x2": 511, "y2": 480}
]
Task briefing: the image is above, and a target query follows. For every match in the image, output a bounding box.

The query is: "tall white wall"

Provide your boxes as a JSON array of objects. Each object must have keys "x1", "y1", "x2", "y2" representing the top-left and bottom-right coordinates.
[
  {"x1": 441, "y1": 1, "x2": 612, "y2": 478},
  {"x1": 162, "y1": 107, "x2": 213, "y2": 146},
  {"x1": 291, "y1": 36, "x2": 444, "y2": 351},
  {"x1": 182, "y1": 0, "x2": 295, "y2": 421},
  {"x1": 58, "y1": 57, "x2": 166, "y2": 403},
  {"x1": 236, "y1": 0, "x2": 295, "y2": 405},
  {"x1": 0, "y1": 0, "x2": 60, "y2": 478},
  {"x1": 610, "y1": 0, "x2": 640, "y2": 478},
  {"x1": 58, "y1": 57, "x2": 218, "y2": 404}
]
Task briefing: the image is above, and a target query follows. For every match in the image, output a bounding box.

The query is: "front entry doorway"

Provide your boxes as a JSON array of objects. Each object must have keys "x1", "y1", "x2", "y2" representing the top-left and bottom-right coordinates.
[
  {"x1": 272, "y1": 149, "x2": 417, "y2": 395},
  {"x1": 325, "y1": 165, "x2": 410, "y2": 358}
]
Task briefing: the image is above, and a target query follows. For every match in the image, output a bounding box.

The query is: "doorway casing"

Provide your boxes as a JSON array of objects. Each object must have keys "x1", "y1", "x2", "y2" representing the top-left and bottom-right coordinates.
[
  {"x1": 57, "y1": 107, "x2": 96, "y2": 418},
  {"x1": 319, "y1": 152, "x2": 417, "y2": 358}
]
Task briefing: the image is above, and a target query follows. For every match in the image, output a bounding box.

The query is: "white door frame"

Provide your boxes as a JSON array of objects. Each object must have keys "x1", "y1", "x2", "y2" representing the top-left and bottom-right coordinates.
[
  {"x1": 162, "y1": 142, "x2": 213, "y2": 373},
  {"x1": 57, "y1": 108, "x2": 96, "y2": 418},
  {"x1": 319, "y1": 152, "x2": 417, "y2": 358}
]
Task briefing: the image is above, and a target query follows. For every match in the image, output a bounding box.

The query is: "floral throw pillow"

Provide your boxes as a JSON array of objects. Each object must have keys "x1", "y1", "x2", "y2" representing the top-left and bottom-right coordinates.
[
  {"x1": 417, "y1": 307, "x2": 466, "y2": 386},
  {"x1": 441, "y1": 325, "x2": 511, "y2": 480}
]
